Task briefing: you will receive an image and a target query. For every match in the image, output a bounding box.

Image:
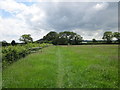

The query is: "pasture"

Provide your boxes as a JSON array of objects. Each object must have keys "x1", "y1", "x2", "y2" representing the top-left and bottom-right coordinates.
[
  {"x1": 0, "y1": 67, "x2": 1, "y2": 89},
  {"x1": 2, "y1": 45, "x2": 118, "y2": 88}
]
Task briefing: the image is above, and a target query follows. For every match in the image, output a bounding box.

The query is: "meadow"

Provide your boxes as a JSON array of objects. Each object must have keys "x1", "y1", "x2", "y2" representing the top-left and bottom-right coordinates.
[
  {"x1": 0, "y1": 47, "x2": 2, "y2": 89},
  {"x1": 2, "y1": 45, "x2": 118, "y2": 88}
]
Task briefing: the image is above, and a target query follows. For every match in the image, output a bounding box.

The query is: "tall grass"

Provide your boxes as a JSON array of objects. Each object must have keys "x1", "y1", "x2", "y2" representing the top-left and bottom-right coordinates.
[{"x1": 2, "y1": 45, "x2": 118, "y2": 88}]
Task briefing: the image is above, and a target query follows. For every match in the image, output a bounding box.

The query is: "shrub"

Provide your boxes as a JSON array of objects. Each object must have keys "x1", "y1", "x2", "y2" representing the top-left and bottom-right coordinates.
[{"x1": 2, "y1": 43, "x2": 52, "y2": 68}]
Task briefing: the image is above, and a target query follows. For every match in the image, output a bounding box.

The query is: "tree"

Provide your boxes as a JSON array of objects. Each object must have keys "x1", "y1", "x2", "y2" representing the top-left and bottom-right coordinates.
[
  {"x1": 57, "y1": 31, "x2": 82, "y2": 45},
  {"x1": 92, "y1": 38, "x2": 97, "y2": 43},
  {"x1": 58, "y1": 31, "x2": 71, "y2": 45},
  {"x1": 41, "y1": 31, "x2": 83, "y2": 45},
  {"x1": 74, "y1": 34, "x2": 83, "y2": 45},
  {"x1": 2, "y1": 40, "x2": 8, "y2": 46},
  {"x1": 19, "y1": 34, "x2": 33, "y2": 44},
  {"x1": 102, "y1": 31, "x2": 113, "y2": 43},
  {"x1": 113, "y1": 32, "x2": 120, "y2": 43},
  {"x1": 11, "y1": 40, "x2": 16, "y2": 46},
  {"x1": 43, "y1": 31, "x2": 58, "y2": 44},
  {"x1": 55, "y1": 37, "x2": 68, "y2": 45}
]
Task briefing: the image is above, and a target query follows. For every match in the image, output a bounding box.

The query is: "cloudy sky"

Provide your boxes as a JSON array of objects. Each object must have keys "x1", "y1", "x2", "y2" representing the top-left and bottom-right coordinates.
[{"x1": 0, "y1": 0, "x2": 118, "y2": 42}]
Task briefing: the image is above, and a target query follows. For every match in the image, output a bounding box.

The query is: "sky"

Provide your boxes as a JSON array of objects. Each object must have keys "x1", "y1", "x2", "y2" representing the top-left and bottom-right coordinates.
[{"x1": 0, "y1": 0, "x2": 118, "y2": 42}]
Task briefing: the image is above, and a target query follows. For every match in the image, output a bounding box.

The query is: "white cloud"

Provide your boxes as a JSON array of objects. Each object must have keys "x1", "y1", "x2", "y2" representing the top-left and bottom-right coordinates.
[
  {"x1": 0, "y1": 1, "x2": 118, "y2": 42},
  {"x1": 0, "y1": 0, "x2": 27, "y2": 14},
  {"x1": 15, "y1": 0, "x2": 120, "y2": 2},
  {"x1": 0, "y1": 0, "x2": 49, "y2": 42},
  {"x1": 0, "y1": 17, "x2": 30, "y2": 42},
  {"x1": 72, "y1": 29, "x2": 105, "y2": 40},
  {"x1": 93, "y1": 2, "x2": 109, "y2": 10},
  {"x1": 0, "y1": 17, "x2": 49, "y2": 42}
]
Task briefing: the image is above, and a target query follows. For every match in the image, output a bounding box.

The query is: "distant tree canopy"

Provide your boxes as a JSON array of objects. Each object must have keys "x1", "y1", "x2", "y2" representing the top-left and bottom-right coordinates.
[
  {"x1": 58, "y1": 31, "x2": 82, "y2": 45},
  {"x1": 2, "y1": 31, "x2": 120, "y2": 47},
  {"x1": 92, "y1": 39, "x2": 97, "y2": 43},
  {"x1": 19, "y1": 34, "x2": 33, "y2": 44},
  {"x1": 113, "y1": 32, "x2": 120, "y2": 42},
  {"x1": 11, "y1": 40, "x2": 16, "y2": 46},
  {"x1": 43, "y1": 31, "x2": 58, "y2": 44},
  {"x1": 102, "y1": 31, "x2": 120, "y2": 43},
  {"x1": 2, "y1": 40, "x2": 8, "y2": 46},
  {"x1": 40, "y1": 31, "x2": 120, "y2": 45},
  {"x1": 41, "y1": 31, "x2": 83, "y2": 45},
  {"x1": 102, "y1": 31, "x2": 113, "y2": 43}
]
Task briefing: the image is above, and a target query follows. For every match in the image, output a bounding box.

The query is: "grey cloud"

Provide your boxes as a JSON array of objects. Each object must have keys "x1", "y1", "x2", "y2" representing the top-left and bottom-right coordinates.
[
  {"x1": 1, "y1": 1, "x2": 118, "y2": 42},
  {"x1": 25, "y1": 2, "x2": 118, "y2": 39}
]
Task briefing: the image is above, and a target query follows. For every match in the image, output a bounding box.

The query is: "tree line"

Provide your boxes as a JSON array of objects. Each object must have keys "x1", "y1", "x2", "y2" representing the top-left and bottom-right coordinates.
[
  {"x1": 1, "y1": 31, "x2": 120, "y2": 46},
  {"x1": 38, "y1": 31, "x2": 83, "y2": 45},
  {"x1": 102, "y1": 31, "x2": 120, "y2": 43}
]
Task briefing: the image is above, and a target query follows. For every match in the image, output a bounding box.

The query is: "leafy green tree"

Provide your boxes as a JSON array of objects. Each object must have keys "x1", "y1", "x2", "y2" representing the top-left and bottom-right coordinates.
[
  {"x1": 55, "y1": 37, "x2": 68, "y2": 45},
  {"x1": 2, "y1": 40, "x2": 9, "y2": 46},
  {"x1": 11, "y1": 40, "x2": 16, "y2": 46},
  {"x1": 19, "y1": 34, "x2": 33, "y2": 44},
  {"x1": 43, "y1": 31, "x2": 58, "y2": 44},
  {"x1": 92, "y1": 38, "x2": 97, "y2": 43},
  {"x1": 74, "y1": 34, "x2": 83, "y2": 45},
  {"x1": 58, "y1": 31, "x2": 71, "y2": 44},
  {"x1": 58, "y1": 31, "x2": 82, "y2": 45},
  {"x1": 102, "y1": 31, "x2": 113, "y2": 43},
  {"x1": 42, "y1": 31, "x2": 82, "y2": 45},
  {"x1": 113, "y1": 32, "x2": 120, "y2": 43}
]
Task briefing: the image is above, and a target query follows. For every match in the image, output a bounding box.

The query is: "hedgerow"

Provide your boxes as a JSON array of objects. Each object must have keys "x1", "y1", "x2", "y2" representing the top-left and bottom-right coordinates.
[{"x1": 2, "y1": 43, "x2": 52, "y2": 68}]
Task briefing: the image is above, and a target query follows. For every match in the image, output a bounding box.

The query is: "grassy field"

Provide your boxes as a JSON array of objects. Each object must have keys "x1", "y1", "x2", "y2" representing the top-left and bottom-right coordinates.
[
  {"x1": 2, "y1": 45, "x2": 118, "y2": 88},
  {"x1": 0, "y1": 47, "x2": 2, "y2": 89}
]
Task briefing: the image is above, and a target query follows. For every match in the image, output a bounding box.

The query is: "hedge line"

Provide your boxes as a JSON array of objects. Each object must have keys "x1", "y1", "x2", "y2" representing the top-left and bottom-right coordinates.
[{"x1": 2, "y1": 43, "x2": 52, "y2": 68}]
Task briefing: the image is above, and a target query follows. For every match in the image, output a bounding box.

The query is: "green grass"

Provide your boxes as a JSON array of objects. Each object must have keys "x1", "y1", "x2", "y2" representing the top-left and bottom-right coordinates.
[
  {"x1": 0, "y1": 47, "x2": 2, "y2": 89},
  {"x1": 2, "y1": 45, "x2": 118, "y2": 88}
]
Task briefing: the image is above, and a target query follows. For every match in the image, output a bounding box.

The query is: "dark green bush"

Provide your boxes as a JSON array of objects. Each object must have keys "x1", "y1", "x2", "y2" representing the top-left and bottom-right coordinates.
[{"x1": 2, "y1": 43, "x2": 52, "y2": 68}]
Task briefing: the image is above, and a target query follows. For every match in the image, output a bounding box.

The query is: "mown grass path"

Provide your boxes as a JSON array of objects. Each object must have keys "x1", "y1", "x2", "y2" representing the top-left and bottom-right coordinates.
[
  {"x1": 56, "y1": 47, "x2": 64, "y2": 88},
  {"x1": 2, "y1": 45, "x2": 118, "y2": 88}
]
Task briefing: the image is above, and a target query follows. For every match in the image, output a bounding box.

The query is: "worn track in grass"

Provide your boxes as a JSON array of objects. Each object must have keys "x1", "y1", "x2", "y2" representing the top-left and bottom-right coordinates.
[{"x1": 2, "y1": 45, "x2": 118, "y2": 88}]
